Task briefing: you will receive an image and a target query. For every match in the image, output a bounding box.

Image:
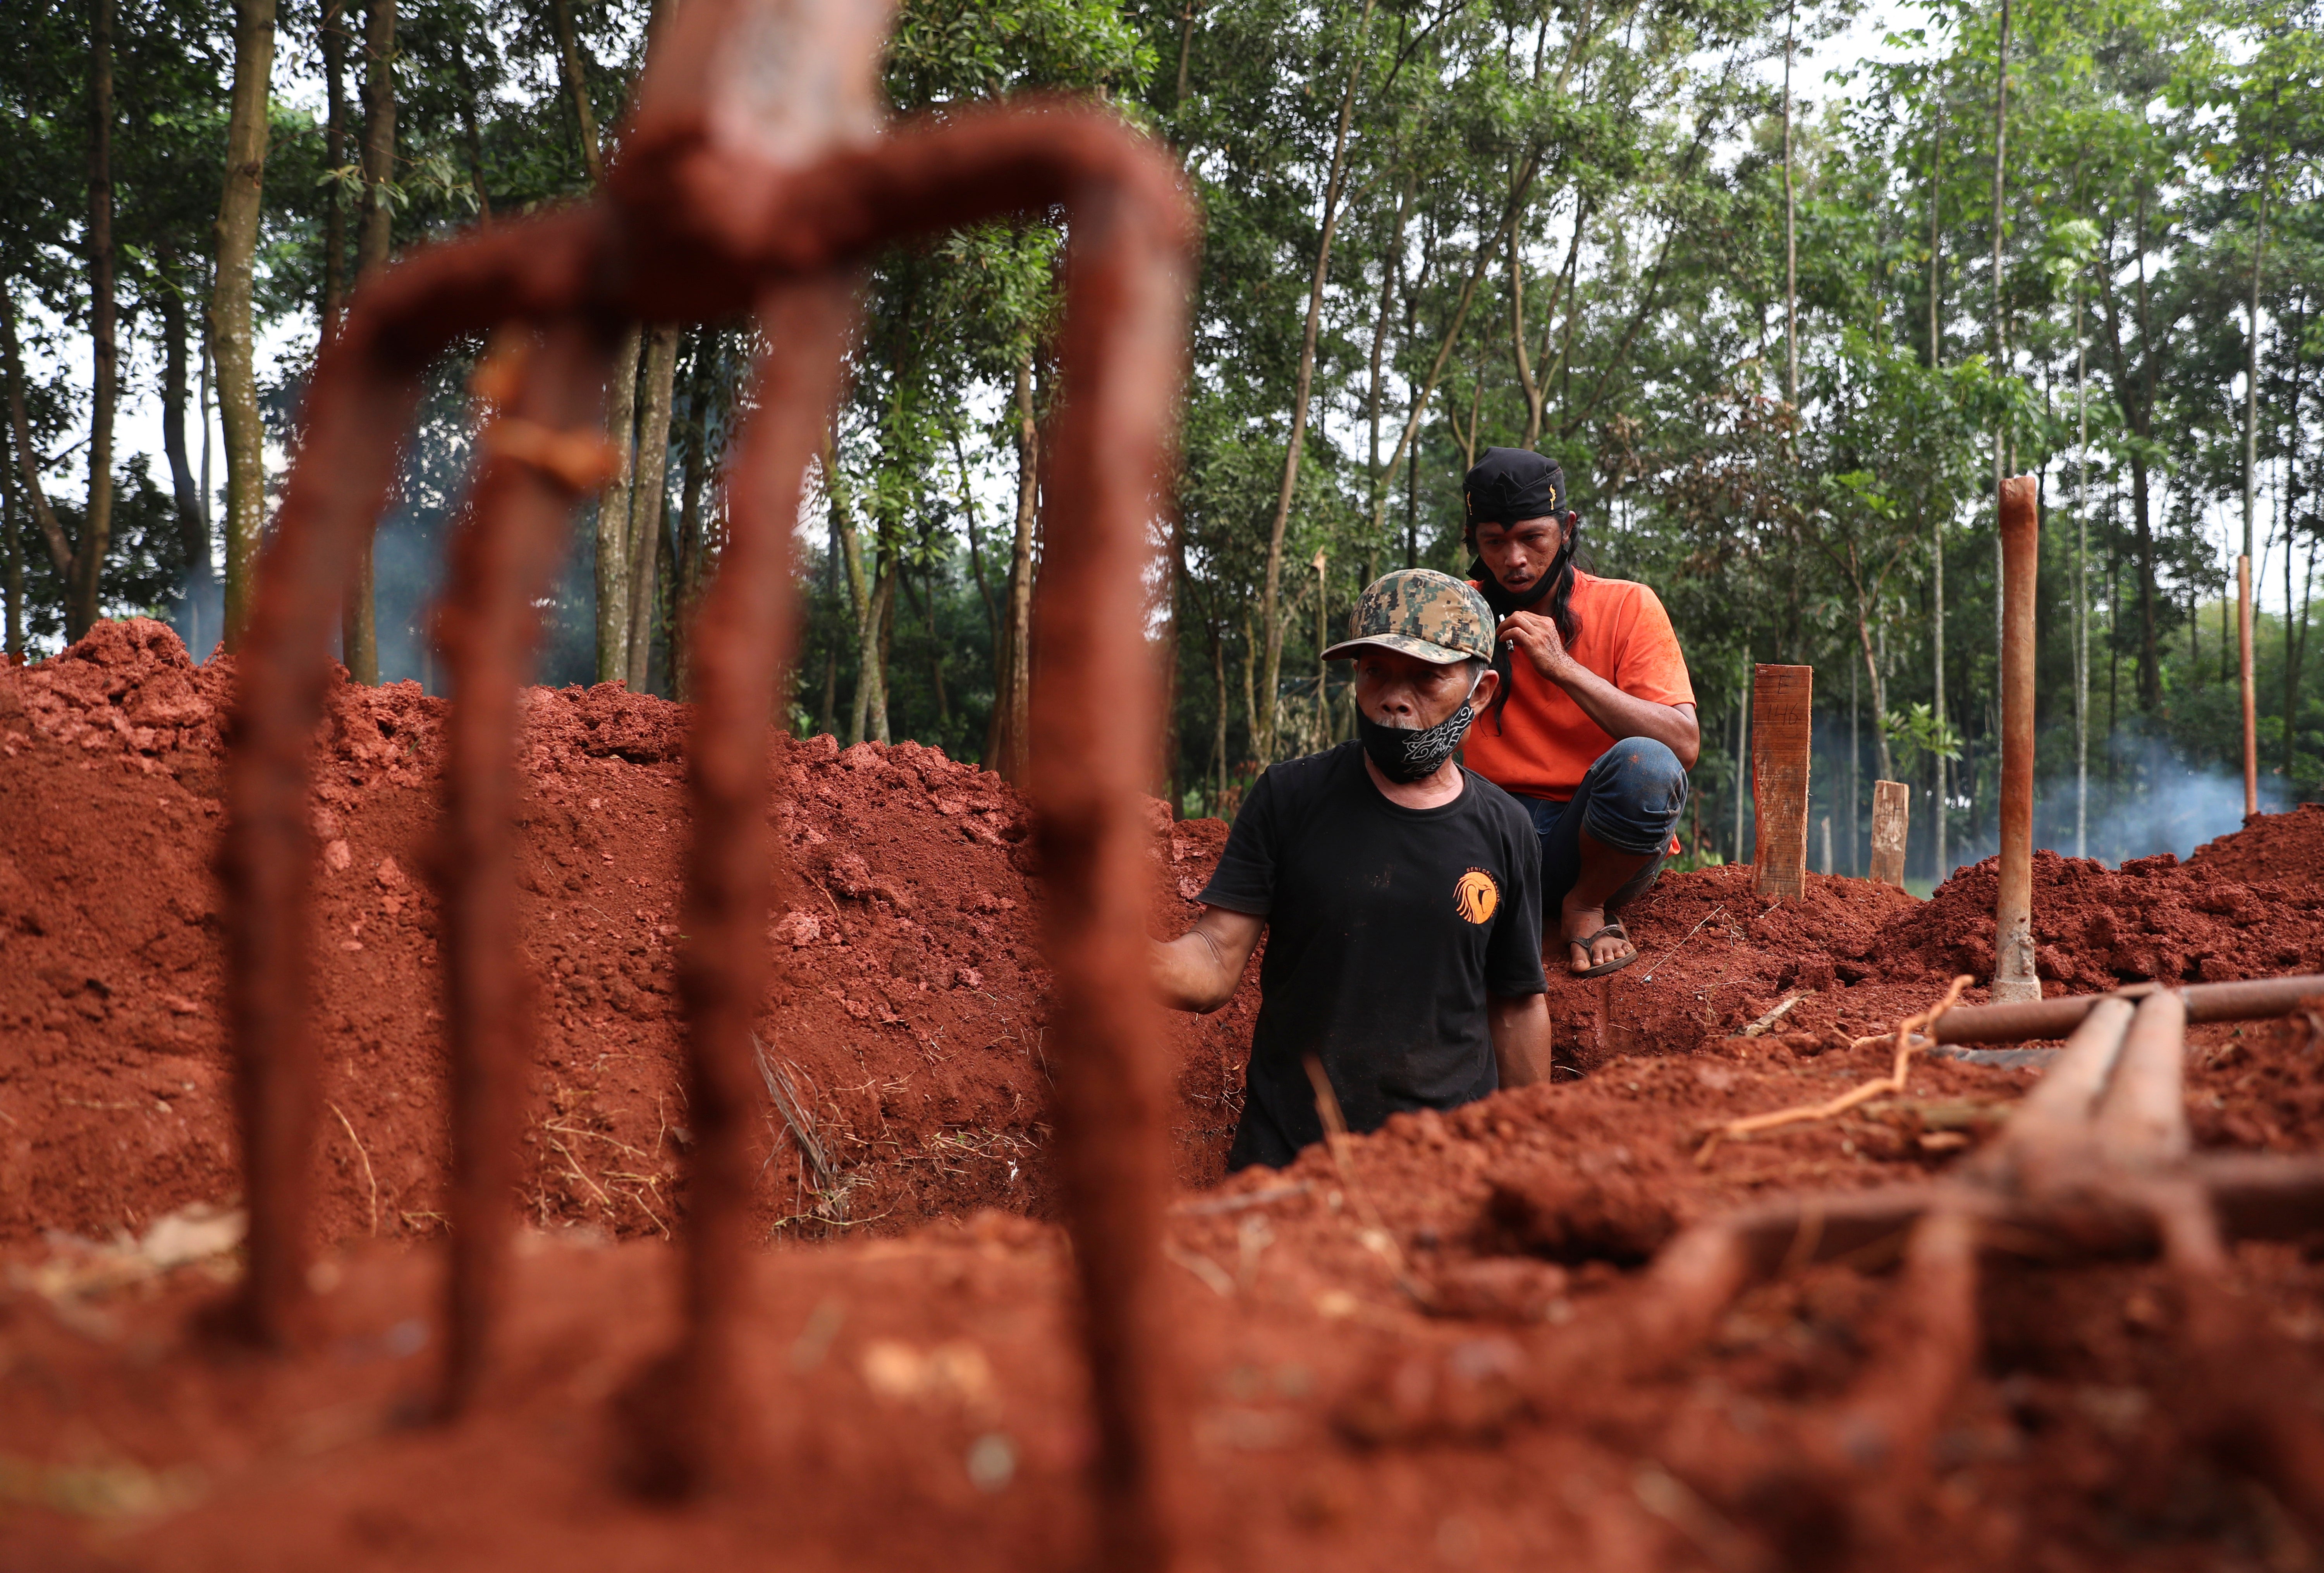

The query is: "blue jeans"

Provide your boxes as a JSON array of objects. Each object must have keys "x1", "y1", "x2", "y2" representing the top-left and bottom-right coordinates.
[{"x1": 1519, "y1": 738, "x2": 1689, "y2": 923}]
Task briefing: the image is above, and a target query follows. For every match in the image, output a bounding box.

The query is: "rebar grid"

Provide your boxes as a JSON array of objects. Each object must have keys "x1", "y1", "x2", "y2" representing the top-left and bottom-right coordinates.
[
  {"x1": 1534, "y1": 987, "x2": 2324, "y2": 1554},
  {"x1": 217, "y1": 0, "x2": 1194, "y2": 1559}
]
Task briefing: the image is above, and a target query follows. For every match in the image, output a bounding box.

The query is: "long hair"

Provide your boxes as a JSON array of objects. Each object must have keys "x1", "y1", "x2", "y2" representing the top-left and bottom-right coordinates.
[{"x1": 1545, "y1": 519, "x2": 1583, "y2": 647}]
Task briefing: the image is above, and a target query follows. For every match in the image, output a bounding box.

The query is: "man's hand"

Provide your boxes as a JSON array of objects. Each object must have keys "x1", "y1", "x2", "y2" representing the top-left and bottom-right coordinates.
[
  {"x1": 1151, "y1": 906, "x2": 1265, "y2": 1013},
  {"x1": 1496, "y1": 608, "x2": 1576, "y2": 682},
  {"x1": 1489, "y1": 992, "x2": 1553, "y2": 1088},
  {"x1": 1497, "y1": 609, "x2": 1702, "y2": 770}
]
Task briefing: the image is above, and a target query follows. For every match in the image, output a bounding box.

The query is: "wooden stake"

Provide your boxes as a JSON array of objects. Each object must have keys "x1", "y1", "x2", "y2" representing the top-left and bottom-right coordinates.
[
  {"x1": 1994, "y1": 476, "x2": 2040, "y2": 1003},
  {"x1": 2239, "y1": 553, "x2": 2257, "y2": 819},
  {"x1": 1751, "y1": 663, "x2": 1812, "y2": 902},
  {"x1": 1869, "y1": 779, "x2": 1910, "y2": 887}
]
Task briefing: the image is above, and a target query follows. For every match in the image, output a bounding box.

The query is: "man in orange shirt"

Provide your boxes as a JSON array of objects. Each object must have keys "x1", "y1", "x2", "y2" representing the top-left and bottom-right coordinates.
[{"x1": 1458, "y1": 448, "x2": 1700, "y2": 977}]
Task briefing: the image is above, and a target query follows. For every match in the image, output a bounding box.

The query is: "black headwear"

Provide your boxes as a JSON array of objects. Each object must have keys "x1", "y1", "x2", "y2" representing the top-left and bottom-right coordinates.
[{"x1": 1463, "y1": 447, "x2": 1565, "y2": 531}]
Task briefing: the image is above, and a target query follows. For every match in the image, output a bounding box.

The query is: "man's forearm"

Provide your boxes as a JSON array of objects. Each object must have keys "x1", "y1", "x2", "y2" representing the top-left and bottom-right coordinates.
[
  {"x1": 1489, "y1": 993, "x2": 1554, "y2": 1088},
  {"x1": 1553, "y1": 665, "x2": 1699, "y2": 768},
  {"x1": 1151, "y1": 931, "x2": 1232, "y2": 1012},
  {"x1": 1151, "y1": 907, "x2": 1267, "y2": 1013}
]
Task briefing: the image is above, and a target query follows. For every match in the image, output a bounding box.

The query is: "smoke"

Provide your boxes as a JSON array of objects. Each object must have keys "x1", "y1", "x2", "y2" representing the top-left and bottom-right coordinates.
[
  {"x1": 1940, "y1": 725, "x2": 2296, "y2": 875},
  {"x1": 1802, "y1": 716, "x2": 2300, "y2": 883},
  {"x1": 170, "y1": 570, "x2": 225, "y2": 664}
]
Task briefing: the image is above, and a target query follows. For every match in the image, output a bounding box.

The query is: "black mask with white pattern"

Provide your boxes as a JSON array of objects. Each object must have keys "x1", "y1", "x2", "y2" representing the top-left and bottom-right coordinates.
[{"x1": 1356, "y1": 670, "x2": 1483, "y2": 784}]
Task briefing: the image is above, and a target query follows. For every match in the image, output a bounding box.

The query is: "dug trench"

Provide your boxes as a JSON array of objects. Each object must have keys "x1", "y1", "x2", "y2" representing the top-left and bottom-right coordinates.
[{"x1": 9, "y1": 620, "x2": 2324, "y2": 1569}]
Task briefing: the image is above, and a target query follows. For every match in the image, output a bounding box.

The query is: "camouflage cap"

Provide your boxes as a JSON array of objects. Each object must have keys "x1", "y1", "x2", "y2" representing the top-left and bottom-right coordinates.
[{"x1": 1321, "y1": 568, "x2": 1498, "y2": 665}]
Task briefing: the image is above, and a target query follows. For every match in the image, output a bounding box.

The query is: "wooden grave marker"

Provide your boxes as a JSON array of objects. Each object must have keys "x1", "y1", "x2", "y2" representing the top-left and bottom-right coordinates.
[
  {"x1": 1869, "y1": 779, "x2": 1910, "y2": 887},
  {"x1": 1750, "y1": 663, "x2": 1812, "y2": 901}
]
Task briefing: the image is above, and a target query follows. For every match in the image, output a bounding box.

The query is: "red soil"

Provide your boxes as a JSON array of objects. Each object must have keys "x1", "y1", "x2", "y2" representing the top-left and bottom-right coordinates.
[
  {"x1": 2191, "y1": 801, "x2": 2324, "y2": 890},
  {"x1": 0, "y1": 619, "x2": 1254, "y2": 1252},
  {"x1": 9, "y1": 619, "x2": 2324, "y2": 1570}
]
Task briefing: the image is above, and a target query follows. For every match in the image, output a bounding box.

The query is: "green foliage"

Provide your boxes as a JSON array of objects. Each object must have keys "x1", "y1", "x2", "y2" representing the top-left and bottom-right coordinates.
[{"x1": 0, "y1": 0, "x2": 2316, "y2": 867}]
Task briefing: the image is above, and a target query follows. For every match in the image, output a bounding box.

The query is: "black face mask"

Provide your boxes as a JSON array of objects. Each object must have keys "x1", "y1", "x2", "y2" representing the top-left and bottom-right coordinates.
[{"x1": 1357, "y1": 671, "x2": 1483, "y2": 784}]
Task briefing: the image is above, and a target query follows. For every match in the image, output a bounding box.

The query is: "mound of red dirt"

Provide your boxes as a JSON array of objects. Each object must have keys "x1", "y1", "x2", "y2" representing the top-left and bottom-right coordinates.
[
  {"x1": 2191, "y1": 801, "x2": 2324, "y2": 889},
  {"x1": 1539, "y1": 863, "x2": 1921, "y2": 1071},
  {"x1": 0, "y1": 619, "x2": 1255, "y2": 1251},
  {"x1": 1870, "y1": 847, "x2": 2324, "y2": 990}
]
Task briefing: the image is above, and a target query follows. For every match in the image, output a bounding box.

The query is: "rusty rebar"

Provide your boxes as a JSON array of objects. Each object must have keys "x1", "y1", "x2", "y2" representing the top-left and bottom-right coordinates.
[
  {"x1": 1929, "y1": 971, "x2": 2324, "y2": 1046},
  {"x1": 435, "y1": 324, "x2": 621, "y2": 1412},
  {"x1": 1021, "y1": 155, "x2": 1196, "y2": 1573},
  {"x1": 2092, "y1": 990, "x2": 2190, "y2": 1170},
  {"x1": 1992, "y1": 474, "x2": 2040, "y2": 1003},
  {"x1": 220, "y1": 0, "x2": 1197, "y2": 1554},
  {"x1": 658, "y1": 277, "x2": 858, "y2": 1491},
  {"x1": 2240, "y1": 553, "x2": 2258, "y2": 819}
]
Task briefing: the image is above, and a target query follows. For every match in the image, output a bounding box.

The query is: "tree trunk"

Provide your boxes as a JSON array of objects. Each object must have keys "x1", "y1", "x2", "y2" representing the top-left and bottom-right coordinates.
[
  {"x1": 830, "y1": 450, "x2": 889, "y2": 748},
  {"x1": 985, "y1": 346, "x2": 1038, "y2": 781},
  {"x1": 2075, "y1": 284, "x2": 2090, "y2": 858},
  {"x1": 1210, "y1": 617, "x2": 1226, "y2": 808},
  {"x1": 2, "y1": 299, "x2": 72, "y2": 581},
  {"x1": 1509, "y1": 179, "x2": 1543, "y2": 445},
  {"x1": 625, "y1": 324, "x2": 679, "y2": 689},
  {"x1": 455, "y1": 38, "x2": 492, "y2": 223},
  {"x1": 950, "y1": 423, "x2": 999, "y2": 649},
  {"x1": 595, "y1": 333, "x2": 641, "y2": 683},
  {"x1": 2284, "y1": 303, "x2": 2306, "y2": 778},
  {"x1": 2130, "y1": 450, "x2": 2158, "y2": 708},
  {"x1": 156, "y1": 246, "x2": 208, "y2": 593},
  {"x1": 550, "y1": 0, "x2": 640, "y2": 687},
  {"x1": 1927, "y1": 73, "x2": 1942, "y2": 368},
  {"x1": 864, "y1": 565, "x2": 894, "y2": 745},
  {"x1": 1255, "y1": 0, "x2": 1376, "y2": 762},
  {"x1": 2243, "y1": 192, "x2": 2265, "y2": 567},
  {"x1": 3, "y1": 455, "x2": 19, "y2": 658},
  {"x1": 76, "y1": 0, "x2": 117, "y2": 641},
  {"x1": 321, "y1": 0, "x2": 348, "y2": 333},
  {"x1": 1367, "y1": 181, "x2": 1520, "y2": 541},
  {"x1": 550, "y1": 0, "x2": 604, "y2": 184},
  {"x1": 671, "y1": 365, "x2": 709, "y2": 701},
  {"x1": 1932, "y1": 512, "x2": 1946, "y2": 876},
  {"x1": 344, "y1": 0, "x2": 396, "y2": 684},
  {"x1": 1366, "y1": 176, "x2": 1411, "y2": 517},
  {"x1": 1989, "y1": 0, "x2": 2010, "y2": 678},
  {"x1": 1855, "y1": 607, "x2": 1892, "y2": 783},
  {"x1": 212, "y1": 0, "x2": 275, "y2": 651},
  {"x1": 1782, "y1": 0, "x2": 1798, "y2": 406},
  {"x1": 1239, "y1": 610, "x2": 1256, "y2": 772}
]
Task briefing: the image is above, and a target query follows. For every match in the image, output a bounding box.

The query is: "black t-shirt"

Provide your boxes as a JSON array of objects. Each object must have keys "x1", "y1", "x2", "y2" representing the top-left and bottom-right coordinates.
[{"x1": 1200, "y1": 742, "x2": 1547, "y2": 1160}]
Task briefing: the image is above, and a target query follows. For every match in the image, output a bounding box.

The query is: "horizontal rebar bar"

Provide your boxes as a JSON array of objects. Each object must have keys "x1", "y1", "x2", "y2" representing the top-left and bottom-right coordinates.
[{"x1": 1933, "y1": 973, "x2": 2324, "y2": 1046}]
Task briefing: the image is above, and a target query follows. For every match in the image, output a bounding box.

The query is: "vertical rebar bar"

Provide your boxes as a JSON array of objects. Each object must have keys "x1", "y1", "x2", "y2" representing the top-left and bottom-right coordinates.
[
  {"x1": 436, "y1": 323, "x2": 620, "y2": 1411},
  {"x1": 2240, "y1": 553, "x2": 2257, "y2": 818},
  {"x1": 650, "y1": 277, "x2": 856, "y2": 1493},
  {"x1": 1028, "y1": 168, "x2": 1195, "y2": 1573},
  {"x1": 221, "y1": 279, "x2": 461, "y2": 1346},
  {"x1": 1992, "y1": 475, "x2": 2040, "y2": 1004}
]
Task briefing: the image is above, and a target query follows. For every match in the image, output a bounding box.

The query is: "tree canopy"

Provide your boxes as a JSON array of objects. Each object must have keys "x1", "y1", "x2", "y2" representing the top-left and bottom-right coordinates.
[{"x1": 3, "y1": 0, "x2": 2319, "y2": 878}]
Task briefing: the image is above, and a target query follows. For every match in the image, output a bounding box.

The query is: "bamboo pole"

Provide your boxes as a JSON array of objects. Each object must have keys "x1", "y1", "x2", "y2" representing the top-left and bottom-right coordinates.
[{"x1": 1993, "y1": 476, "x2": 2040, "y2": 1003}]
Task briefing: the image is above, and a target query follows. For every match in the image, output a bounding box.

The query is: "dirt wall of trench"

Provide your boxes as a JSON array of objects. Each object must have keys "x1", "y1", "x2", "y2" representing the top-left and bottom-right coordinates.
[{"x1": 0, "y1": 619, "x2": 1256, "y2": 1252}]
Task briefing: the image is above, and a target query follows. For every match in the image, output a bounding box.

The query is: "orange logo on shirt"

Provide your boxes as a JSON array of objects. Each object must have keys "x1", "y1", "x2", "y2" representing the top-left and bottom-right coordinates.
[{"x1": 1454, "y1": 868, "x2": 1500, "y2": 925}]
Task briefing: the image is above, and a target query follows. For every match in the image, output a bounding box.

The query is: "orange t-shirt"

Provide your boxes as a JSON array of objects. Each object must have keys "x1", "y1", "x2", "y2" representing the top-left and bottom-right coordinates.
[{"x1": 1459, "y1": 571, "x2": 1696, "y2": 801}]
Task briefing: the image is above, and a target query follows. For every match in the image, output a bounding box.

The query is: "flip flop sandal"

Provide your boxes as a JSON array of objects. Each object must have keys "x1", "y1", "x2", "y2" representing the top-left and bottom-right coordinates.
[{"x1": 1566, "y1": 922, "x2": 1638, "y2": 979}]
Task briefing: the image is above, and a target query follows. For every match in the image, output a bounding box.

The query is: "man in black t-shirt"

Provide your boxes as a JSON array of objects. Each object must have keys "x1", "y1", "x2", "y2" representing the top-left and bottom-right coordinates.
[{"x1": 1152, "y1": 570, "x2": 1550, "y2": 1172}]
